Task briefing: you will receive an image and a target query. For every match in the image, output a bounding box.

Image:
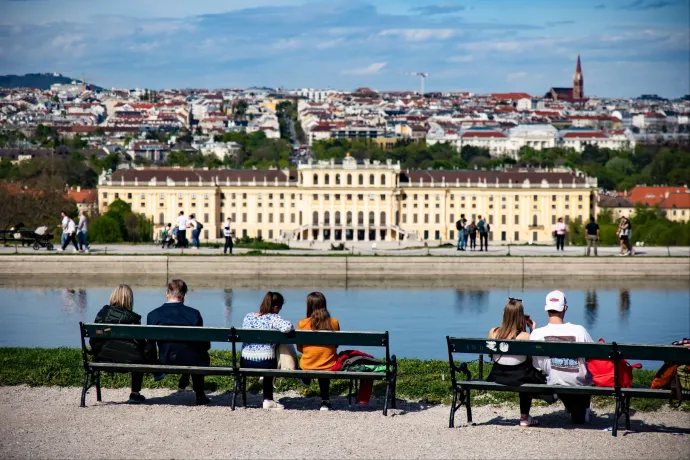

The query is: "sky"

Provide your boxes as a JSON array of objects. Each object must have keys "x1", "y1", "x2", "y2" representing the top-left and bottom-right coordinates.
[{"x1": 1, "y1": 0, "x2": 688, "y2": 97}]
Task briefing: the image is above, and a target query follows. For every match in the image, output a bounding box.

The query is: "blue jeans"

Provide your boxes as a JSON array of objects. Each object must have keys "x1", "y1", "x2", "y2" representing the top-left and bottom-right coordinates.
[
  {"x1": 191, "y1": 229, "x2": 200, "y2": 248},
  {"x1": 457, "y1": 229, "x2": 466, "y2": 249},
  {"x1": 77, "y1": 231, "x2": 88, "y2": 251}
]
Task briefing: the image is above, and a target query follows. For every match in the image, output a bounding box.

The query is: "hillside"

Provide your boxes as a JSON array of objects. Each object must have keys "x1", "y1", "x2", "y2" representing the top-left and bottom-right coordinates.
[{"x1": 0, "y1": 73, "x2": 101, "y2": 90}]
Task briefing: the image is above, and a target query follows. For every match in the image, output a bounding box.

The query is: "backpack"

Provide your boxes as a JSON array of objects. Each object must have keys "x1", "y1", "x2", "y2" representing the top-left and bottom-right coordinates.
[
  {"x1": 587, "y1": 339, "x2": 641, "y2": 388},
  {"x1": 455, "y1": 220, "x2": 463, "y2": 231},
  {"x1": 477, "y1": 220, "x2": 485, "y2": 233},
  {"x1": 468, "y1": 223, "x2": 477, "y2": 234},
  {"x1": 196, "y1": 222, "x2": 204, "y2": 231}
]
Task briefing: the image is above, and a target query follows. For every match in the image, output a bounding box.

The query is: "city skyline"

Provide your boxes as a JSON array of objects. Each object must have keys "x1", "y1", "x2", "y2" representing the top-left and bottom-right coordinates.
[{"x1": 1, "y1": 0, "x2": 689, "y2": 97}]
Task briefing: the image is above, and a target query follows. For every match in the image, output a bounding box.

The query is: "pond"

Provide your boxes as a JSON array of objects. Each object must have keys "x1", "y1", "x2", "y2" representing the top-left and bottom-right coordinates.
[{"x1": 1, "y1": 275, "x2": 687, "y2": 360}]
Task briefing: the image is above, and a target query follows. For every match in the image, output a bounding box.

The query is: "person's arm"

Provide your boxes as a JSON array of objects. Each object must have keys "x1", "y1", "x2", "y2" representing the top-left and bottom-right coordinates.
[
  {"x1": 488, "y1": 327, "x2": 496, "y2": 339},
  {"x1": 596, "y1": 227, "x2": 601, "y2": 239},
  {"x1": 270, "y1": 314, "x2": 294, "y2": 333}
]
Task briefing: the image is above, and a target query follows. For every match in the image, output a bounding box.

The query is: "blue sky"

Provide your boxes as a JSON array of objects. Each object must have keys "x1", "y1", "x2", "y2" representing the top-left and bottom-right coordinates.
[{"x1": 1, "y1": 0, "x2": 688, "y2": 97}]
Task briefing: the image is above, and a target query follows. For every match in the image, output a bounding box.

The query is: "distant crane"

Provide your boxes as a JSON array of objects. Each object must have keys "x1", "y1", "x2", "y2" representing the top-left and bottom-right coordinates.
[{"x1": 405, "y1": 72, "x2": 430, "y2": 96}]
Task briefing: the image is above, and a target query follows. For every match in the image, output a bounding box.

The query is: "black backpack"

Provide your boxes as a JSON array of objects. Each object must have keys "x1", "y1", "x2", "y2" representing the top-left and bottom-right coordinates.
[
  {"x1": 196, "y1": 222, "x2": 204, "y2": 231},
  {"x1": 456, "y1": 220, "x2": 463, "y2": 231}
]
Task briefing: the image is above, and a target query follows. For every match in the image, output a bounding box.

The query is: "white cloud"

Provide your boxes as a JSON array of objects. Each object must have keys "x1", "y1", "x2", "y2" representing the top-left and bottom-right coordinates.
[
  {"x1": 379, "y1": 29, "x2": 456, "y2": 42},
  {"x1": 448, "y1": 54, "x2": 474, "y2": 63},
  {"x1": 342, "y1": 62, "x2": 387, "y2": 76},
  {"x1": 316, "y1": 37, "x2": 345, "y2": 49}
]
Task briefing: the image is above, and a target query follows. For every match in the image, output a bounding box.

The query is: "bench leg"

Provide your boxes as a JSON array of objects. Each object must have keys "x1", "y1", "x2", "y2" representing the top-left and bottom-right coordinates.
[
  {"x1": 383, "y1": 380, "x2": 390, "y2": 416},
  {"x1": 612, "y1": 397, "x2": 620, "y2": 437},
  {"x1": 95, "y1": 372, "x2": 102, "y2": 402},
  {"x1": 391, "y1": 378, "x2": 397, "y2": 409},
  {"x1": 230, "y1": 375, "x2": 239, "y2": 411},
  {"x1": 348, "y1": 379, "x2": 353, "y2": 407},
  {"x1": 449, "y1": 387, "x2": 458, "y2": 428},
  {"x1": 80, "y1": 372, "x2": 90, "y2": 408},
  {"x1": 465, "y1": 389, "x2": 473, "y2": 424},
  {"x1": 624, "y1": 396, "x2": 631, "y2": 431},
  {"x1": 241, "y1": 376, "x2": 247, "y2": 408}
]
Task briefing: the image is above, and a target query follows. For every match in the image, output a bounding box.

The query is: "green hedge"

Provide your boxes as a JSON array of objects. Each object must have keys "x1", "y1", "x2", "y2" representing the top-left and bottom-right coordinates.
[{"x1": 1, "y1": 347, "x2": 685, "y2": 411}]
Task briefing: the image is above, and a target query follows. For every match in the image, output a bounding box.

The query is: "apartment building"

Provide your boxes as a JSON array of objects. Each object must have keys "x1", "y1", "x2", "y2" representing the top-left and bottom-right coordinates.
[{"x1": 97, "y1": 157, "x2": 598, "y2": 244}]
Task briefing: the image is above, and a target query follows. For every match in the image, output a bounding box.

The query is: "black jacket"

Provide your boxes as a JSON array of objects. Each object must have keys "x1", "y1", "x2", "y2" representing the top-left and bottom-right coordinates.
[
  {"x1": 90, "y1": 305, "x2": 147, "y2": 364},
  {"x1": 145, "y1": 301, "x2": 210, "y2": 367}
]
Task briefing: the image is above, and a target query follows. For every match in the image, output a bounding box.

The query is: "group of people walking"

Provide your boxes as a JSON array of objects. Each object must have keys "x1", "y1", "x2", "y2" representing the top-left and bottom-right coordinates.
[
  {"x1": 59, "y1": 210, "x2": 88, "y2": 253},
  {"x1": 159, "y1": 214, "x2": 234, "y2": 255},
  {"x1": 456, "y1": 214, "x2": 490, "y2": 252},
  {"x1": 552, "y1": 215, "x2": 634, "y2": 256},
  {"x1": 90, "y1": 281, "x2": 339, "y2": 410}
]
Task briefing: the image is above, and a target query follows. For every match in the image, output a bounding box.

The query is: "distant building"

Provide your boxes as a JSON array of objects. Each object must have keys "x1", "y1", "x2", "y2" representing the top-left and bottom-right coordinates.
[{"x1": 545, "y1": 55, "x2": 585, "y2": 102}]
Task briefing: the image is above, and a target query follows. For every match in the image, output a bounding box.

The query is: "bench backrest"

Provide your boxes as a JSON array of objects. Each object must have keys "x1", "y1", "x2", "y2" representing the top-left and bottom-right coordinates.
[
  {"x1": 82, "y1": 323, "x2": 231, "y2": 342},
  {"x1": 447, "y1": 337, "x2": 690, "y2": 363}
]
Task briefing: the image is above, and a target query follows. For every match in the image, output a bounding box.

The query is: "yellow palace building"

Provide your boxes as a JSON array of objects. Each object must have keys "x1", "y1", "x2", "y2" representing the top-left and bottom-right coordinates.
[{"x1": 97, "y1": 155, "x2": 598, "y2": 244}]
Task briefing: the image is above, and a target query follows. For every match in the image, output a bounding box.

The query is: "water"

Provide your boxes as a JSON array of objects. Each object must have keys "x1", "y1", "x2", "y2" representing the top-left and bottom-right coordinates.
[{"x1": 1, "y1": 276, "x2": 688, "y2": 360}]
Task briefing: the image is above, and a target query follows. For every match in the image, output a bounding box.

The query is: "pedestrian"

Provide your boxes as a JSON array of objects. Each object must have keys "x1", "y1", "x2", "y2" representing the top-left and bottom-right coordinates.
[
  {"x1": 456, "y1": 214, "x2": 466, "y2": 251},
  {"x1": 585, "y1": 216, "x2": 599, "y2": 256},
  {"x1": 160, "y1": 223, "x2": 173, "y2": 249},
  {"x1": 60, "y1": 215, "x2": 79, "y2": 252},
  {"x1": 60, "y1": 211, "x2": 69, "y2": 248},
  {"x1": 223, "y1": 217, "x2": 233, "y2": 255},
  {"x1": 468, "y1": 220, "x2": 478, "y2": 251},
  {"x1": 554, "y1": 217, "x2": 566, "y2": 251},
  {"x1": 77, "y1": 210, "x2": 89, "y2": 253},
  {"x1": 176, "y1": 211, "x2": 188, "y2": 248},
  {"x1": 477, "y1": 215, "x2": 489, "y2": 252},
  {"x1": 189, "y1": 213, "x2": 200, "y2": 249},
  {"x1": 617, "y1": 216, "x2": 633, "y2": 256}
]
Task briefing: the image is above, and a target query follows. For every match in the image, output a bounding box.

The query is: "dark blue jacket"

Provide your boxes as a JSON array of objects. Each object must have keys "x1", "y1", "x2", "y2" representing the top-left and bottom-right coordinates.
[{"x1": 145, "y1": 301, "x2": 210, "y2": 367}]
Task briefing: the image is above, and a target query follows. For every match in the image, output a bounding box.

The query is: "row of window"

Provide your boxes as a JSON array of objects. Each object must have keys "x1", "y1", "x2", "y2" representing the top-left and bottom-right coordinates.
[{"x1": 306, "y1": 173, "x2": 389, "y2": 186}]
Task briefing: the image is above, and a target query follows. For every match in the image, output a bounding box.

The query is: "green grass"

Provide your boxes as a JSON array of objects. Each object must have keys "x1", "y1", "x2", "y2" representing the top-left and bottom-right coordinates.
[{"x1": 1, "y1": 347, "x2": 686, "y2": 411}]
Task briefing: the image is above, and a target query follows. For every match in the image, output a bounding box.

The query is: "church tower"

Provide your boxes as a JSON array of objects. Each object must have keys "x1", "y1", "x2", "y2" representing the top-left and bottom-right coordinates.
[{"x1": 573, "y1": 55, "x2": 584, "y2": 100}]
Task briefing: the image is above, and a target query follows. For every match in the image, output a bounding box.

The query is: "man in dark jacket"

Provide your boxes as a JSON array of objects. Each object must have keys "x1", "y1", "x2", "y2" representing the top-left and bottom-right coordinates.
[{"x1": 145, "y1": 279, "x2": 210, "y2": 405}]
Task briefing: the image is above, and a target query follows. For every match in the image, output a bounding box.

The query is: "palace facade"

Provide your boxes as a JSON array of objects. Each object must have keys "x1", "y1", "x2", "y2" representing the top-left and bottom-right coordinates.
[{"x1": 97, "y1": 156, "x2": 598, "y2": 243}]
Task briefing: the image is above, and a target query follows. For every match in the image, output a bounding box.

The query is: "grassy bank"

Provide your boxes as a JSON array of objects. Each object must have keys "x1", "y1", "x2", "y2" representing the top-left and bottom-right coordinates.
[{"x1": 1, "y1": 348, "x2": 684, "y2": 411}]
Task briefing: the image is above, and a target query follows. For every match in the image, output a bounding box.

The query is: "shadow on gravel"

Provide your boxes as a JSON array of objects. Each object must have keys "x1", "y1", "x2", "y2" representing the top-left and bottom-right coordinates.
[{"x1": 474, "y1": 407, "x2": 690, "y2": 435}]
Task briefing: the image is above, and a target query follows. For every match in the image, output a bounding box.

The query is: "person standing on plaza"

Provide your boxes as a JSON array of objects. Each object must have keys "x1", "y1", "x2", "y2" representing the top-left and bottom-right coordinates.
[
  {"x1": 189, "y1": 213, "x2": 200, "y2": 249},
  {"x1": 530, "y1": 290, "x2": 594, "y2": 424},
  {"x1": 60, "y1": 215, "x2": 79, "y2": 252},
  {"x1": 554, "y1": 217, "x2": 566, "y2": 251},
  {"x1": 223, "y1": 217, "x2": 233, "y2": 255},
  {"x1": 617, "y1": 216, "x2": 633, "y2": 256},
  {"x1": 160, "y1": 223, "x2": 173, "y2": 249},
  {"x1": 146, "y1": 279, "x2": 210, "y2": 405},
  {"x1": 60, "y1": 211, "x2": 69, "y2": 248},
  {"x1": 467, "y1": 220, "x2": 478, "y2": 251},
  {"x1": 456, "y1": 215, "x2": 466, "y2": 251},
  {"x1": 477, "y1": 215, "x2": 489, "y2": 252},
  {"x1": 176, "y1": 211, "x2": 188, "y2": 248},
  {"x1": 77, "y1": 209, "x2": 89, "y2": 253},
  {"x1": 585, "y1": 216, "x2": 600, "y2": 256}
]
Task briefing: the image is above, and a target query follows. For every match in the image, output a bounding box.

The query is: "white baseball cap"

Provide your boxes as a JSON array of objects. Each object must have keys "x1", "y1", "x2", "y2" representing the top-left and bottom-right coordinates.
[{"x1": 545, "y1": 290, "x2": 567, "y2": 312}]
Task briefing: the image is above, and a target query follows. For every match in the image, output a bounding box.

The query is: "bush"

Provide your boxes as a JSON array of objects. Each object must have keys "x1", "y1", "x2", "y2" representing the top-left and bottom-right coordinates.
[{"x1": 89, "y1": 216, "x2": 123, "y2": 243}]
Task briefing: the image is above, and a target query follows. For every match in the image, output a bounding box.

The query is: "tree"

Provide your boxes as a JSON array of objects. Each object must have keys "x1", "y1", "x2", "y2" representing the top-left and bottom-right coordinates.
[
  {"x1": 89, "y1": 215, "x2": 123, "y2": 243},
  {"x1": 235, "y1": 100, "x2": 249, "y2": 117}
]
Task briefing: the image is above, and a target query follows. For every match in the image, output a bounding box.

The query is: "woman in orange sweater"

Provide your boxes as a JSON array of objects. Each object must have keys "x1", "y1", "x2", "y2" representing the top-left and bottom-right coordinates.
[{"x1": 297, "y1": 292, "x2": 340, "y2": 411}]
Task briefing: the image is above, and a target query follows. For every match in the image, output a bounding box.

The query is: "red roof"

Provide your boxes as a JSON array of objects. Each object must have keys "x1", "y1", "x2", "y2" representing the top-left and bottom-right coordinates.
[
  {"x1": 659, "y1": 192, "x2": 690, "y2": 209},
  {"x1": 491, "y1": 92, "x2": 532, "y2": 100},
  {"x1": 462, "y1": 131, "x2": 506, "y2": 138},
  {"x1": 627, "y1": 186, "x2": 690, "y2": 207},
  {"x1": 66, "y1": 189, "x2": 97, "y2": 204},
  {"x1": 563, "y1": 131, "x2": 608, "y2": 139}
]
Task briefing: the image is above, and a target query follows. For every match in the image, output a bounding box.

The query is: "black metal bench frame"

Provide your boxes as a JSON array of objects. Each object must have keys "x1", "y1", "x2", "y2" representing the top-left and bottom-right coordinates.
[
  {"x1": 79, "y1": 322, "x2": 398, "y2": 415},
  {"x1": 447, "y1": 336, "x2": 690, "y2": 437}
]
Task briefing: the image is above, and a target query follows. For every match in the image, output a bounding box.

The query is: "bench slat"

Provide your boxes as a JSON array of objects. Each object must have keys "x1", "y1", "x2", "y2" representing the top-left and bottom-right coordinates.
[
  {"x1": 448, "y1": 338, "x2": 611, "y2": 359},
  {"x1": 616, "y1": 344, "x2": 690, "y2": 363},
  {"x1": 238, "y1": 369, "x2": 386, "y2": 379},
  {"x1": 456, "y1": 381, "x2": 616, "y2": 396},
  {"x1": 83, "y1": 324, "x2": 231, "y2": 342},
  {"x1": 234, "y1": 329, "x2": 388, "y2": 347},
  {"x1": 88, "y1": 363, "x2": 234, "y2": 375}
]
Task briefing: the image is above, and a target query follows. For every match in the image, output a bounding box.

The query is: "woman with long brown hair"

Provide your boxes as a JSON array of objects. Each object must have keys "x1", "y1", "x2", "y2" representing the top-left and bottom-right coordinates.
[
  {"x1": 297, "y1": 292, "x2": 340, "y2": 411},
  {"x1": 486, "y1": 298, "x2": 551, "y2": 427},
  {"x1": 241, "y1": 291, "x2": 293, "y2": 410}
]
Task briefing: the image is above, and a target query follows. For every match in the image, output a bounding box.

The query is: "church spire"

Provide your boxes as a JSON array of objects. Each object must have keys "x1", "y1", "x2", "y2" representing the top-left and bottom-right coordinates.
[{"x1": 573, "y1": 54, "x2": 584, "y2": 100}]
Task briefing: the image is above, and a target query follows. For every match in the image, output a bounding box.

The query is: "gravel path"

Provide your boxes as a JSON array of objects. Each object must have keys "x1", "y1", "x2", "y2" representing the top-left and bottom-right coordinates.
[{"x1": 2, "y1": 386, "x2": 689, "y2": 459}]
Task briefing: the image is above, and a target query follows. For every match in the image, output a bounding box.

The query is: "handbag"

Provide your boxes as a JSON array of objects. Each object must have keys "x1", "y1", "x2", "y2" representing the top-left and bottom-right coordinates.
[
  {"x1": 276, "y1": 343, "x2": 297, "y2": 370},
  {"x1": 587, "y1": 338, "x2": 641, "y2": 388}
]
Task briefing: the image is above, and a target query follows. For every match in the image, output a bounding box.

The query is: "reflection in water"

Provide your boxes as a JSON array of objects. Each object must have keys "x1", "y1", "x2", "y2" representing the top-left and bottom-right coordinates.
[
  {"x1": 584, "y1": 290, "x2": 598, "y2": 329},
  {"x1": 619, "y1": 290, "x2": 631, "y2": 323},
  {"x1": 60, "y1": 289, "x2": 88, "y2": 321},
  {"x1": 454, "y1": 290, "x2": 489, "y2": 315},
  {"x1": 223, "y1": 289, "x2": 233, "y2": 326}
]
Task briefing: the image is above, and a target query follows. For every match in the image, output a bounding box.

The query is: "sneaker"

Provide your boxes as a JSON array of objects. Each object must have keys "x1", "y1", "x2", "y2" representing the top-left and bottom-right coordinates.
[
  {"x1": 263, "y1": 399, "x2": 284, "y2": 410},
  {"x1": 319, "y1": 401, "x2": 331, "y2": 411},
  {"x1": 84, "y1": 249, "x2": 89, "y2": 254},
  {"x1": 128, "y1": 392, "x2": 146, "y2": 404},
  {"x1": 519, "y1": 415, "x2": 539, "y2": 427},
  {"x1": 57, "y1": 248, "x2": 64, "y2": 252},
  {"x1": 153, "y1": 373, "x2": 166, "y2": 382},
  {"x1": 195, "y1": 394, "x2": 210, "y2": 406}
]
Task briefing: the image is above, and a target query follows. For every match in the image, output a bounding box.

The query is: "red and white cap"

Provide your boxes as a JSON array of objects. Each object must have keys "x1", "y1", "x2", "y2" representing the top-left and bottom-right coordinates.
[{"x1": 545, "y1": 290, "x2": 567, "y2": 312}]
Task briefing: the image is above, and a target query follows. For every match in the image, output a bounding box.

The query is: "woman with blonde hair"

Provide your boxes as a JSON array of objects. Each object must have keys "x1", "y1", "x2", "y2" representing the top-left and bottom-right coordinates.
[
  {"x1": 486, "y1": 298, "x2": 551, "y2": 427},
  {"x1": 297, "y1": 292, "x2": 340, "y2": 411},
  {"x1": 90, "y1": 284, "x2": 161, "y2": 404}
]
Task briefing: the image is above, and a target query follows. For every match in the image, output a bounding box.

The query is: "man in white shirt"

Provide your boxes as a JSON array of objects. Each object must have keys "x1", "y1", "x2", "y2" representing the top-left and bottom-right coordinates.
[
  {"x1": 60, "y1": 211, "x2": 69, "y2": 248},
  {"x1": 530, "y1": 290, "x2": 594, "y2": 424},
  {"x1": 60, "y1": 216, "x2": 79, "y2": 252},
  {"x1": 176, "y1": 211, "x2": 188, "y2": 248},
  {"x1": 223, "y1": 218, "x2": 233, "y2": 255}
]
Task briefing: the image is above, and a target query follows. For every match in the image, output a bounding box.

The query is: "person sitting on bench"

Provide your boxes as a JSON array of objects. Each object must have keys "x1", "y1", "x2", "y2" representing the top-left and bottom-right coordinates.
[
  {"x1": 90, "y1": 284, "x2": 162, "y2": 404},
  {"x1": 486, "y1": 298, "x2": 554, "y2": 427},
  {"x1": 297, "y1": 292, "x2": 340, "y2": 411},
  {"x1": 241, "y1": 291, "x2": 294, "y2": 410},
  {"x1": 530, "y1": 290, "x2": 594, "y2": 424},
  {"x1": 145, "y1": 279, "x2": 210, "y2": 406}
]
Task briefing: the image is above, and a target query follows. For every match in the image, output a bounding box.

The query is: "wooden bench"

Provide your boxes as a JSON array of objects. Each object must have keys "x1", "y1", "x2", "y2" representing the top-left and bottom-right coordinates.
[
  {"x1": 79, "y1": 323, "x2": 398, "y2": 415},
  {"x1": 446, "y1": 337, "x2": 690, "y2": 437},
  {"x1": 229, "y1": 327, "x2": 397, "y2": 415}
]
